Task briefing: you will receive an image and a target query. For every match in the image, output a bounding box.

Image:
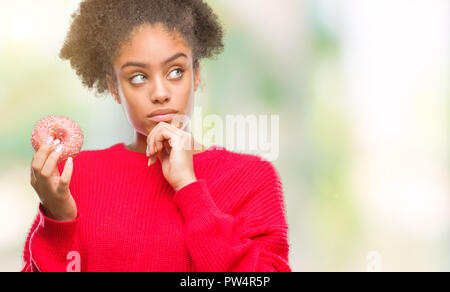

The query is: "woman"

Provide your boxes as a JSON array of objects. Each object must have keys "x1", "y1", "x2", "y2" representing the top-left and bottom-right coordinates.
[{"x1": 23, "y1": 0, "x2": 291, "y2": 272}]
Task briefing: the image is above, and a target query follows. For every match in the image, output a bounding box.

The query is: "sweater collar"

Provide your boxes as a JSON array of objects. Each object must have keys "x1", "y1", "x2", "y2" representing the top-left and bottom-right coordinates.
[{"x1": 110, "y1": 142, "x2": 225, "y2": 166}]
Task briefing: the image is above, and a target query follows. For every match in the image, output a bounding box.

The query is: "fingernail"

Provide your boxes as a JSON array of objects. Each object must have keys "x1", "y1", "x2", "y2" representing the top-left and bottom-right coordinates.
[
  {"x1": 46, "y1": 136, "x2": 54, "y2": 145},
  {"x1": 53, "y1": 139, "x2": 61, "y2": 146},
  {"x1": 147, "y1": 156, "x2": 156, "y2": 166},
  {"x1": 146, "y1": 145, "x2": 150, "y2": 157},
  {"x1": 55, "y1": 144, "x2": 63, "y2": 153},
  {"x1": 67, "y1": 157, "x2": 73, "y2": 164}
]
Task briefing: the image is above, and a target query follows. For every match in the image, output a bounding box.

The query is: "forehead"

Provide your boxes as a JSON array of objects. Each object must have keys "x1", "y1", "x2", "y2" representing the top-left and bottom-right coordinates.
[{"x1": 114, "y1": 23, "x2": 191, "y2": 67}]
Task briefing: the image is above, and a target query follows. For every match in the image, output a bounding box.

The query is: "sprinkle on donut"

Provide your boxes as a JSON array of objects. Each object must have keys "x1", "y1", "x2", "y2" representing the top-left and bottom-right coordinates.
[{"x1": 31, "y1": 115, "x2": 84, "y2": 162}]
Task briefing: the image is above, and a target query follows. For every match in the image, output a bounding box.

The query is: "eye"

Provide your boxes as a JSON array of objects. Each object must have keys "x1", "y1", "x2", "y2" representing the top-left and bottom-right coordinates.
[
  {"x1": 168, "y1": 68, "x2": 184, "y2": 79},
  {"x1": 130, "y1": 74, "x2": 146, "y2": 84}
]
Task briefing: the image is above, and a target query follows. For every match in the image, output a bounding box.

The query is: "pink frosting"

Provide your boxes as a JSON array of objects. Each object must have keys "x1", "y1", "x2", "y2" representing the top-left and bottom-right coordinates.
[{"x1": 31, "y1": 115, "x2": 84, "y2": 162}]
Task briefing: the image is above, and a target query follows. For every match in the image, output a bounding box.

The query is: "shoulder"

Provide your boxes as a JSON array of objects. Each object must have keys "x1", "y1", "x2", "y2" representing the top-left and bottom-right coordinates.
[
  {"x1": 219, "y1": 150, "x2": 287, "y2": 223},
  {"x1": 225, "y1": 148, "x2": 279, "y2": 171},
  {"x1": 219, "y1": 148, "x2": 282, "y2": 187}
]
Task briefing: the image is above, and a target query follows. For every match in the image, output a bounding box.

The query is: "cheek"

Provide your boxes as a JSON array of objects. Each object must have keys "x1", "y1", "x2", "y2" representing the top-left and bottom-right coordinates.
[
  {"x1": 128, "y1": 100, "x2": 147, "y2": 120},
  {"x1": 119, "y1": 92, "x2": 144, "y2": 118},
  {"x1": 177, "y1": 75, "x2": 194, "y2": 97}
]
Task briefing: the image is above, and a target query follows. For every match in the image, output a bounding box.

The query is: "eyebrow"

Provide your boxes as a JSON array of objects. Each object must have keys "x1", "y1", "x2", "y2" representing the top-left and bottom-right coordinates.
[{"x1": 121, "y1": 52, "x2": 188, "y2": 70}]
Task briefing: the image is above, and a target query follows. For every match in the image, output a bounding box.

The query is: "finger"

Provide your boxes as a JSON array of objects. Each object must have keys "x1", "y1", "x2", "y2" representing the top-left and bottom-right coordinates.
[
  {"x1": 163, "y1": 140, "x2": 171, "y2": 155},
  {"x1": 30, "y1": 165, "x2": 37, "y2": 186},
  {"x1": 57, "y1": 157, "x2": 73, "y2": 194},
  {"x1": 158, "y1": 123, "x2": 193, "y2": 150},
  {"x1": 155, "y1": 140, "x2": 171, "y2": 161},
  {"x1": 163, "y1": 122, "x2": 185, "y2": 145},
  {"x1": 52, "y1": 163, "x2": 60, "y2": 177},
  {"x1": 32, "y1": 137, "x2": 60, "y2": 176},
  {"x1": 147, "y1": 122, "x2": 173, "y2": 155},
  {"x1": 171, "y1": 114, "x2": 190, "y2": 131},
  {"x1": 183, "y1": 132, "x2": 195, "y2": 151},
  {"x1": 155, "y1": 128, "x2": 168, "y2": 153},
  {"x1": 153, "y1": 126, "x2": 182, "y2": 154},
  {"x1": 40, "y1": 144, "x2": 63, "y2": 180},
  {"x1": 147, "y1": 125, "x2": 180, "y2": 165},
  {"x1": 156, "y1": 143, "x2": 169, "y2": 161},
  {"x1": 147, "y1": 122, "x2": 163, "y2": 156},
  {"x1": 164, "y1": 120, "x2": 187, "y2": 135}
]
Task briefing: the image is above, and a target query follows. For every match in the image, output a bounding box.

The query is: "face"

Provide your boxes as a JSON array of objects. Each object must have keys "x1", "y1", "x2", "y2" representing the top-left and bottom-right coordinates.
[{"x1": 106, "y1": 23, "x2": 200, "y2": 137}]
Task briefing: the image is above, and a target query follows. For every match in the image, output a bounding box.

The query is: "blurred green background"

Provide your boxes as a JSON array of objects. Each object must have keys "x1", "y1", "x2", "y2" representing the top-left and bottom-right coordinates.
[{"x1": 0, "y1": 0, "x2": 449, "y2": 271}]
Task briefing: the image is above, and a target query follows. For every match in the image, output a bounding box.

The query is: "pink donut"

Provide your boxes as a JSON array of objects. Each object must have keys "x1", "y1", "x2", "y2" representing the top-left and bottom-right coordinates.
[{"x1": 31, "y1": 115, "x2": 84, "y2": 162}]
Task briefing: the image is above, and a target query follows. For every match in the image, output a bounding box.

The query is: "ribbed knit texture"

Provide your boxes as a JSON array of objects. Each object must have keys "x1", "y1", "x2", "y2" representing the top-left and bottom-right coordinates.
[{"x1": 21, "y1": 143, "x2": 291, "y2": 272}]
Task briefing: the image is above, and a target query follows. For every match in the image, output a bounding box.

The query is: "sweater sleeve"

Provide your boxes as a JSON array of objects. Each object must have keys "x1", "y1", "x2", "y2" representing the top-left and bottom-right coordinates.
[
  {"x1": 21, "y1": 203, "x2": 81, "y2": 272},
  {"x1": 172, "y1": 160, "x2": 291, "y2": 272}
]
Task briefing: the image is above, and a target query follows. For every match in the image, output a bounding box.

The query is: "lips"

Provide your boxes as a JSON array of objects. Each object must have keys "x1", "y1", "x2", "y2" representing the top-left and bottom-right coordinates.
[
  {"x1": 147, "y1": 113, "x2": 177, "y2": 122},
  {"x1": 147, "y1": 108, "x2": 179, "y2": 122},
  {"x1": 148, "y1": 108, "x2": 178, "y2": 118}
]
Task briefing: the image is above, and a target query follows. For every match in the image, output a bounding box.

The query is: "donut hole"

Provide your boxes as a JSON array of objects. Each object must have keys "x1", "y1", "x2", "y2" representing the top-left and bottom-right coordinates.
[{"x1": 53, "y1": 127, "x2": 69, "y2": 143}]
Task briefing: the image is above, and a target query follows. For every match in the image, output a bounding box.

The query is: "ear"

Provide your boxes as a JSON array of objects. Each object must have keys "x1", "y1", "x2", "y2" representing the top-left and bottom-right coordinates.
[
  {"x1": 193, "y1": 61, "x2": 201, "y2": 92},
  {"x1": 106, "y1": 74, "x2": 121, "y2": 104}
]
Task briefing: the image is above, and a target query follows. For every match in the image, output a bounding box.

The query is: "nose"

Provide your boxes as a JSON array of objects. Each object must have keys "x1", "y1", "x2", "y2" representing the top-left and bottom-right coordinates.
[
  {"x1": 151, "y1": 94, "x2": 170, "y2": 104},
  {"x1": 151, "y1": 76, "x2": 170, "y2": 104}
]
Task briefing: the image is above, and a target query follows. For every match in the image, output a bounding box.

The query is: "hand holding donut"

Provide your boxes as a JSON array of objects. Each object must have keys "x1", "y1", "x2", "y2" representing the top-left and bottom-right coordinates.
[
  {"x1": 29, "y1": 116, "x2": 83, "y2": 221},
  {"x1": 30, "y1": 136, "x2": 78, "y2": 221},
  {"x1": 146, "y1": 120, "x2": 198, "y2": 192}
]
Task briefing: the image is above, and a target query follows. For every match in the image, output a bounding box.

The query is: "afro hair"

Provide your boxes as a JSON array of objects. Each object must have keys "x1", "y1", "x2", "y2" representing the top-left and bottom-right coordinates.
[{"x1": 59, "y1": 0, "x2": 225, "y2": 97}]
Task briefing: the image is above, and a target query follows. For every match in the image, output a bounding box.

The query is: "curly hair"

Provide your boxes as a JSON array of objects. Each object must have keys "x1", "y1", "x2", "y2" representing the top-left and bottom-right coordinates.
[{"x1": 59, "y1": 0, "x2": 225, "y2": 97}]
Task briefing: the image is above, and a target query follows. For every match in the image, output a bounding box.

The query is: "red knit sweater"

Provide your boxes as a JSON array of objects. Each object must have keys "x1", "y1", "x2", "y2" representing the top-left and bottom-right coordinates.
[{"x1": 21, "y1": 143, "x2": 291, "y2": 272}]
